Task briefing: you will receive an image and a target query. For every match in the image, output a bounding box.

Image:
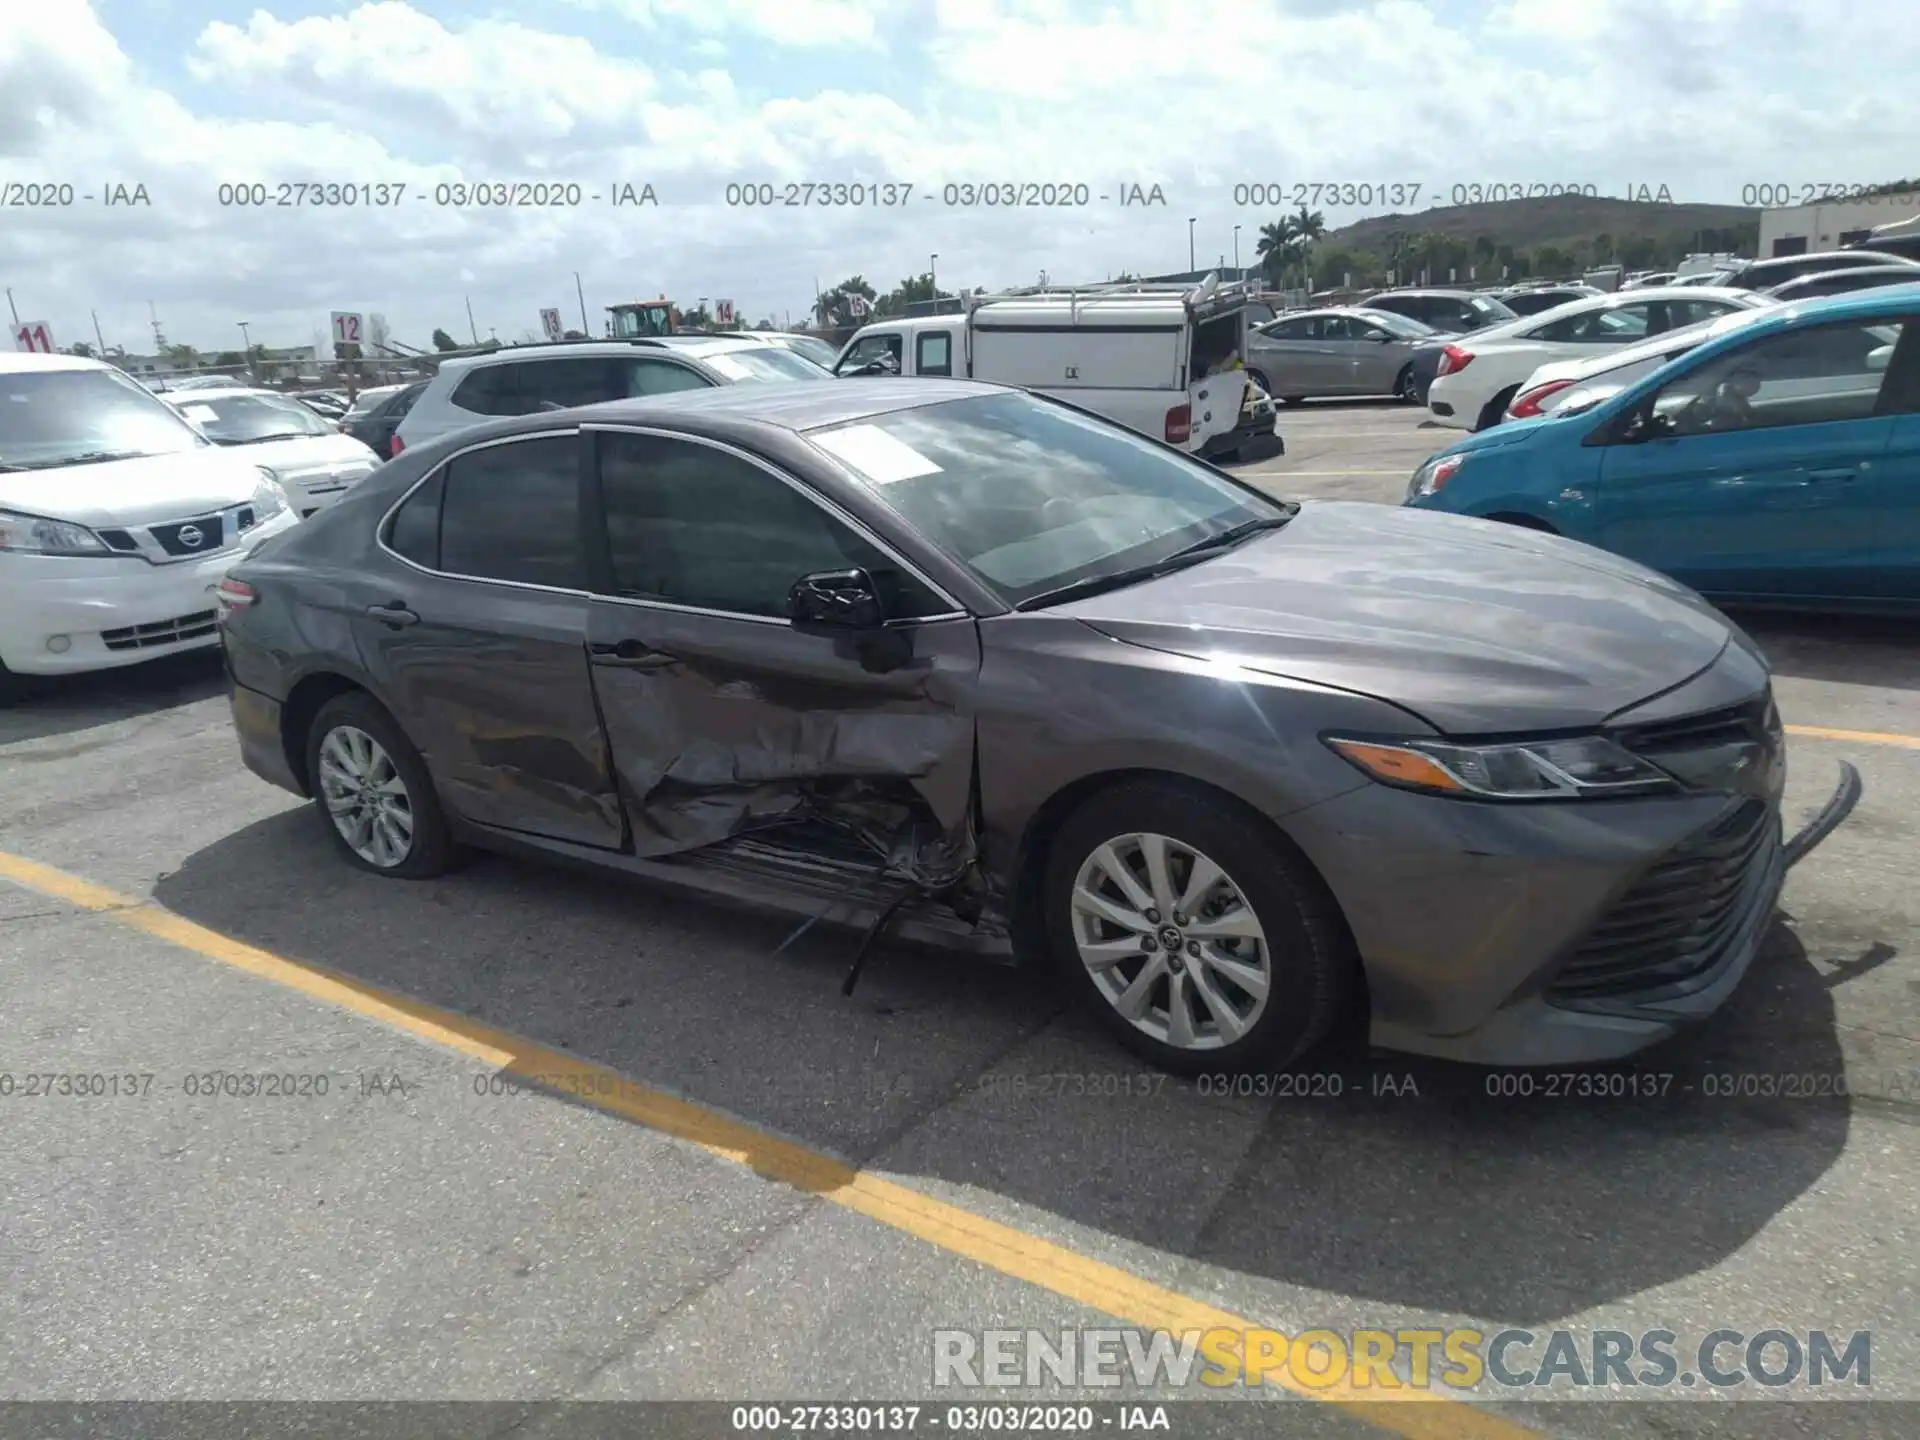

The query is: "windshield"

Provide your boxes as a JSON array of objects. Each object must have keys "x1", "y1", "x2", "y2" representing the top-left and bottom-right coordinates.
[
  {"x1": 344, "y1": 386, "x2": 404, "y2": 418},
  {"x1": 173, "y1": 392, "x2": 334, "y2": 443},
  {"x1": 805, "y1": 391, "x2": 1286, "y2": 606},
  {"x1": 0, "y1": 367, "x2": 208, "y2": 469},
  {"x1": 702, "y1": 346, "x2": 831, "y2": 383},
  {"x1": 780, "y1": 335, "x2": 842, "y2": 368}
]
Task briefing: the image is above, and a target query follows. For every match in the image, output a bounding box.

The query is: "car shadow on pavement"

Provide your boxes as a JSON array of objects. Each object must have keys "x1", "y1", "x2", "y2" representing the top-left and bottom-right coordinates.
[
  {"x1": 153, "y1": 810, "x2": 1854, "y2": 1326},
  {"x1": 1731, "y1": 609, "x2": 1920, "y2": 693},
  {"x1": 0, "y1": 651, "x2": 227, "y2": 747}
]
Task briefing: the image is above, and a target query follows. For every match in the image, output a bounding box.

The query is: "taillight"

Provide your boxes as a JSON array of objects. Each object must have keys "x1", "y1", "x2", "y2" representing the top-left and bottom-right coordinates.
[
  {"x1": 1437, "y1": 345, "x2": 1474, "y2": 377},
  {"x1": 216, "y1": 577, "x2": 257, "y2": 620},
  {"x1": 1164, "y1": 403, "x2": 1192, "y2": 444},
  {"x1": 390, "y1": 433, "x2": 406, "y2": 457},
  {"x1": 1508, "y1": 378, "x2": 1575, "y2": 419}
]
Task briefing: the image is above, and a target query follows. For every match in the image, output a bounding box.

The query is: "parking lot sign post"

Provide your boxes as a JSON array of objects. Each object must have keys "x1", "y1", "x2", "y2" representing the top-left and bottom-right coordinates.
[
  {"x1": 13, "y1": 321, "x2": 55, "y2": 353},
  {"x1": 540, "y1": 308, "x2": 564, "y2": 342}
]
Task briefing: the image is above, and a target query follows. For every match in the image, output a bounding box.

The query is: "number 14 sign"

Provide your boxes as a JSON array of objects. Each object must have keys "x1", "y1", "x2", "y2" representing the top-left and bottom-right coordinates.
[{"x1": 13, "y1": 321, "x2": 55, "y2": 353}]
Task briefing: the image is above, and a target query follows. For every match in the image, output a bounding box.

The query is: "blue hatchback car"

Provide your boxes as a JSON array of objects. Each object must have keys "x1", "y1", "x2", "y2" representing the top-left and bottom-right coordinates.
[{"x1": 1404, "y1": 284, "x2": 1920, "y2": 612}]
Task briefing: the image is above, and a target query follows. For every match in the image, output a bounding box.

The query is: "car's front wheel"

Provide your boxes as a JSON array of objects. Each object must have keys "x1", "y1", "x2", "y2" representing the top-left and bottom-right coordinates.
[
  {"x1": 1043, "y1": 780, "x2": 1354, "y2": 1073},
  {"x1": 305, "y1": 691, "x2": 457, "y2": 878}
]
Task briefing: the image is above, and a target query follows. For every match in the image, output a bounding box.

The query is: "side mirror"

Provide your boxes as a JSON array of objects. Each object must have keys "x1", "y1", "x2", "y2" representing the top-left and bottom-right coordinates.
[{"x1": 788, "y1": 568, "x2": 887, "y2": 629}]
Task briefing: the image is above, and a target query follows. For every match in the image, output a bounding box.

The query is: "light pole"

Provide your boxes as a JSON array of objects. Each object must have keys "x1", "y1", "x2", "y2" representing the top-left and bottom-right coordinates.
[
  {"x1": 1187, "y1": 217, "x2": 1196, "y2": 273},
  {"x1": 575, "y1": 271, "x2": 589, "y2": 334},
  {"x1": 1233, "y1": 225, "x2": 1241, "y2": 277},
  {"x1": 930, "y1": 253, "x2": 938, "y2": 311},
  {"x1": 698, "y1": 297, "x2": 709, "y2": 329},
  {"x1": 236, "y1": 321, "x2": 252, "y2": 380}
]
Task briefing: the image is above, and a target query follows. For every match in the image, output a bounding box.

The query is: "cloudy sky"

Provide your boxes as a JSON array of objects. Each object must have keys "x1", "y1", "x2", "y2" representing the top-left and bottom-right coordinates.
[{"x1": 1, "y1": 0, "x2": 1912, "y2": 354}]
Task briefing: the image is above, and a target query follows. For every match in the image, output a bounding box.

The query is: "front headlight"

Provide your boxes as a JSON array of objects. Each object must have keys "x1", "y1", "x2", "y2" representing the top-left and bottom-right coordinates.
[
  {"x1": 1326, "y1": 733, "x2": 1676, "y2": 800},
  {"x1": 0, "y1": 508, "x2": 112, "y2": 556},
  {"x1": 1406, "y1": 452, "x2": 1466, "y2": 501},
  {"x1": 251, "y1": 466, "x2": 290, "y2": 520}
]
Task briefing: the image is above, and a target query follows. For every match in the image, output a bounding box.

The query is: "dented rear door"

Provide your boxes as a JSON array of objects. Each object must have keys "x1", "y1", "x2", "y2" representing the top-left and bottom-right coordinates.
[{"x1": 581, "y1": 427, "x2": 981, "y2": 856}]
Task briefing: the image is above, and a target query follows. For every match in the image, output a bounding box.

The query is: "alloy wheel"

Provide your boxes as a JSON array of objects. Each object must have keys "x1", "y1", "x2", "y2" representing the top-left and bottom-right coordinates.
[
  {"x1": 1069, "y1": 832, "x2": 1271, "y2": 1051},
  {"x1": 317, "y1": 724, "x2": 415, "y2": 868}
]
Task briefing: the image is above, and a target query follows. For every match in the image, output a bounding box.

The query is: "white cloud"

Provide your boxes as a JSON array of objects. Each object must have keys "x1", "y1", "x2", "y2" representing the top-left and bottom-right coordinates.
[{"x1": 2, "y1": 0, "x2": 1917, "y2": 354}]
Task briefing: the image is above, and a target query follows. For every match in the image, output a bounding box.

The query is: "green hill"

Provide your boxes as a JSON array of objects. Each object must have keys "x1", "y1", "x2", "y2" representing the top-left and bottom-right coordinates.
[{"x1": 1300, "y1": 195, "x2": 1760, "y2": 287}]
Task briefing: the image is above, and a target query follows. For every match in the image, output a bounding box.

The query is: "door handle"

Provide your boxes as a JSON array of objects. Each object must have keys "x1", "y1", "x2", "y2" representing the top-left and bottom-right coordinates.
[
  {"x1": 365, "y1": 601, "x2": 419, "y2": 628},
  {"x1": 589, "y1": 639, "x2": 676, "y2": 670}
]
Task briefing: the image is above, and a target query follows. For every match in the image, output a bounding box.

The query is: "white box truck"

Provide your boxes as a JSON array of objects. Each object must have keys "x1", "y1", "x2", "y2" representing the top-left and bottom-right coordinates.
[{"x1": 828, "y1": 278, "x2": 1262, "y2": 455}]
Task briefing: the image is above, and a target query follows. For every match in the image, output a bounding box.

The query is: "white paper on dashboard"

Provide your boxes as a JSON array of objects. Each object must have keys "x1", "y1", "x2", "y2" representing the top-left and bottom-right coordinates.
[{"x1": 810, "y1": 424, "x2": 943, "y2": 485}]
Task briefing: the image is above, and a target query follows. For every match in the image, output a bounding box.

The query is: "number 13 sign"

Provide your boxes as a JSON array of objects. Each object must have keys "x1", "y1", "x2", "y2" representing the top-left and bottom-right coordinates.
[
  {"x1": 13, "y1": 321, "x2": 55, "y2": 353},
  {"x1": 330, "y1": 311, "x2": 365, "y2": 347}
]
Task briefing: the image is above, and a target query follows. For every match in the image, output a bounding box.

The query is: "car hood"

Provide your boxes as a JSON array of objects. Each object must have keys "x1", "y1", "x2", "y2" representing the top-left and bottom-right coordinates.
[
  {"x1": 230, "y1": 432, "x2": 380, "y2": 473},
  {"x1": 0, "y1": 448, "x2": 269, "y2": 528},
  {"x1": 1056, "y1": 501, "x2": 1732, "y2": 734}
]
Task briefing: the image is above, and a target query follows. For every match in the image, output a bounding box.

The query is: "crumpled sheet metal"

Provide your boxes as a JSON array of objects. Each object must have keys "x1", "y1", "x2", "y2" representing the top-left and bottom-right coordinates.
[{"x1": 608, "y1": 656, "x2": 977, "y2": 861}]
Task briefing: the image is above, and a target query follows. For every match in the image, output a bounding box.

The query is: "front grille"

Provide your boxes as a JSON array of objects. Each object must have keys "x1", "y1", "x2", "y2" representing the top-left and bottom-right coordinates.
[
  {"x1": 1614, "y1": 692, "x2": 1775, "y2": 757},
  {"x1": 148, "y1": 515, "x2": 227, "y2": 557},
  {"x1": 100, "y1": 609, "x2": 219, "y2": 652},
  {"x1": 1549, "y1": 799, "x2": 1779, "y2": 1001}
]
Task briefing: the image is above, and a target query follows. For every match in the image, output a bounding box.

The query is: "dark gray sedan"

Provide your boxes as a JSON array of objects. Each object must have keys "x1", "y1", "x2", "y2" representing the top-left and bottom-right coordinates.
[{"x1": 216, "y1": 380, "x2": 1856, "y2": 1071}]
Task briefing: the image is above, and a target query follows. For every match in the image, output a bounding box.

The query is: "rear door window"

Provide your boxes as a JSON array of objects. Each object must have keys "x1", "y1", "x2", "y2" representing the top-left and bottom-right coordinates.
[
  {"x1": 916, "y1": 331, "x2": 954, "y2": 376},
  {"x1": 437, "y1": 436, "x2": 586, "y2": 588},
  {"x1": 622, "y1": 359, "x2": 713, "y2": 396}
]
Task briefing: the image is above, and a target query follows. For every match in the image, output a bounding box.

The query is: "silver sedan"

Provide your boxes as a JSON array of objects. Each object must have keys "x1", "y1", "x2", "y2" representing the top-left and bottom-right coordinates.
[{"x1": 1245, "y1": 307, "x2": 1439, "y2": 403}]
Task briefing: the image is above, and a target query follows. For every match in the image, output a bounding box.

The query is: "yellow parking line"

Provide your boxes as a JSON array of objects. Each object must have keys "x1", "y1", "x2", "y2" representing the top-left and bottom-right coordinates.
[
  {"x1": 1787, "y1": 723, "x2": 1920, "y2": 751},
  {"x1": 0, "y1": 849, "x2": 1535, "y2": 1440}
]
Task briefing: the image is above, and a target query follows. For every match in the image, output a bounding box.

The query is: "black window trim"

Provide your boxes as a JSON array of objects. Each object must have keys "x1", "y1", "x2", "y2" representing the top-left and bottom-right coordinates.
[
  {"x1": 376, "y1": 428, "x2": 593, "y2": 597},
  {"x1": 578, "y1": 423, "x2": 969, "y2": 626}
]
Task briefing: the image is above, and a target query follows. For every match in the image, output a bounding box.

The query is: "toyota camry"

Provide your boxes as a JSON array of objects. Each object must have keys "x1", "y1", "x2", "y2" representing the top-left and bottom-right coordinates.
[{"x1": 216, "y1": 379, "x2": 1859, "y2": 1072}]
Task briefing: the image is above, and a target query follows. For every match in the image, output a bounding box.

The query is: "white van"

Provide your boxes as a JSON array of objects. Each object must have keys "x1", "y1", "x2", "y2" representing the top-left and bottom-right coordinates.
[
  {"x1": 830, "y1": 279, "x2": 1256, "y2": 454},
  {"x1": 0, "y1": 353, "x2": 299, "y2": 696}
]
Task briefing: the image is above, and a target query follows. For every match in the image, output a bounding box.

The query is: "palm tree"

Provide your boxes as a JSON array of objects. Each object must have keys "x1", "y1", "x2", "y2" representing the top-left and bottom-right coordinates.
[{"x1": 1254, "y1": 219, "x2": 1297, "y2": 286}]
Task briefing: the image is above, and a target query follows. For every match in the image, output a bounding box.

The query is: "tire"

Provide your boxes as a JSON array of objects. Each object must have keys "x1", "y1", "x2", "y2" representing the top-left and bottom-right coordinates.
[
  {"x1": 1475, "y1": 387, "x2": 1519, "y2": 432},
  {"x1": 1042, "y1": 779, "x2": 1355, "y2": 1074},
  {"x1": 1245, "y1": 369, "x2": 1272, "y2": 398},
  {"x1": 1394, "y1": 364, "x2": 1418, "y2": 403},
  {"x1": 0, "y1": 660, "x2": 26, "y2": 706},
  {"x1": 305, "y1": 691, "x2": 457, "y2": 878}
]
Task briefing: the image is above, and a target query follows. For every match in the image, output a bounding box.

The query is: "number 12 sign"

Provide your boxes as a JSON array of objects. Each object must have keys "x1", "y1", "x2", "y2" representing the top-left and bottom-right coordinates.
[
  {"x1": 13, "y1": 321, "x2": 55, "y2": 353},
  {"x1": 330, "y1": 311, "x2": 365, "y2": 347}
]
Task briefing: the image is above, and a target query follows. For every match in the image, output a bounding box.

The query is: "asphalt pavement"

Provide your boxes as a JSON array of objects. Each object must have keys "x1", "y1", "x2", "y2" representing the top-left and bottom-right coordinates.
[{"x1": 2, "y1": 400, "x2": 1916, "y2": 1440}]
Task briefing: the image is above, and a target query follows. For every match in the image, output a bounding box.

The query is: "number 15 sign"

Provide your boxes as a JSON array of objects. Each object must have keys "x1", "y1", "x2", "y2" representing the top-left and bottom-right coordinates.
[
  {"x1": 13, "y1": 321, "x2": 55, "y2": 353},
  {"x1": 330, "y1": 311, "x2": 365, "y2": 347}
]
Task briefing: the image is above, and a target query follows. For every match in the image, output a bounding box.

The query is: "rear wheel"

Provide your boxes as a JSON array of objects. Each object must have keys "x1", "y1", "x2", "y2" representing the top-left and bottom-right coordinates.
[
  {"x1": 1245, "y1": 369, "x2": 1272, "y2": 399},
  {"x1": 305, "y1": 692, "x2": 457, "y2": 878},
  {"x1": 1394, "y1": 364, "x2": 1418, "y2": 403},
  {"x1": 0, "y1": 660, "x2": 25, "y2": 706},
  {"x1": 1043, "y1": 780, "x2": 1354, "y2": 1074},
  {"x1": 1475, "y1": 386, "x2": 1520, "y2": 432}
]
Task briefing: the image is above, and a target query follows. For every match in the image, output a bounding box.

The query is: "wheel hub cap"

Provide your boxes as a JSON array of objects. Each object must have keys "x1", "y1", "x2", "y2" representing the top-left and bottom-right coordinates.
[
  {"x1": 1069, "y1": 831, "x2": 1272, "y2": 1052},
  {"x1": 317, "y1": 724, "x2": 415, "y2": 869}
]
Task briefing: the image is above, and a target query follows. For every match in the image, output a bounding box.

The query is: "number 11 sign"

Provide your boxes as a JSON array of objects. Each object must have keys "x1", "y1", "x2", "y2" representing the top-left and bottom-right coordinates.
[{"x1": 13, "y1": 321, "x2": 55, "y2": 353}]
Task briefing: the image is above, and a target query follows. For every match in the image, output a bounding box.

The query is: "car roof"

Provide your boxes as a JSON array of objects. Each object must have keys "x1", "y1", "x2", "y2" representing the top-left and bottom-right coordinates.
[
  {"x1": 567, "y1": 376, "x2": 1002, "y2": 431},
  {"x1": 1775, "y1": 265, "x2": 1920, "y2": 285},
  {"x1": 1368, "y1": 288, "x2": 1488, "y2": 299},
  {"x1": 160, "y1": 386, "x2": 282, "y2": 402},
  {"x1": 0, "y1": 351, "x2": 110, "y2": 375}
]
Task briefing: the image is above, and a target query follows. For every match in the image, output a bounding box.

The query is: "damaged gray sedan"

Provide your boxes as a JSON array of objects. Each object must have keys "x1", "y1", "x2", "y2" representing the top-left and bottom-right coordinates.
[{"x1": 217, "y1": 379, "x2": 1859, "y2": 1071}]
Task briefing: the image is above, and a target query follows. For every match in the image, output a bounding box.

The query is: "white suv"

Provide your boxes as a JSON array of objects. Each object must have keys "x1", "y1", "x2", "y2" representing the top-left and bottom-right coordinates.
[
  {"x1": 392, "y1": 338, "x2": 830, "y2": 455},
  {"x1": 1, "y1": 353, "x2": 298, "y2": 697}
]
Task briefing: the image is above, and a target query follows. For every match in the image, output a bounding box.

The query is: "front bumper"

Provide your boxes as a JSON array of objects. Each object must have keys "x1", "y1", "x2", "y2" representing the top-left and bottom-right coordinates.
[
  {"x1": 1287, "y1": 763, "x2": 1861, "y2": 1067},
  {"x1": 0, "y1": 510, "x2": 298, "y2": 676}
]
